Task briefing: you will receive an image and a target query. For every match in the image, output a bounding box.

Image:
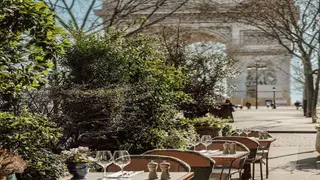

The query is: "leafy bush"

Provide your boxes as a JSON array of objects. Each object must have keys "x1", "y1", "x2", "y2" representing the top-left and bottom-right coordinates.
[
  {"x1": 0, "y1": 1, "x2": 68, "y2": 112},
  {"x1": 56, "y1": 32, "x2": 191, "y2": 153},
  {"x1": 187, "y1": 115, "x2": 232, "y2": 129},
  {"x1": 0, "y1": 110, "x2": 64, "y2": 180}
]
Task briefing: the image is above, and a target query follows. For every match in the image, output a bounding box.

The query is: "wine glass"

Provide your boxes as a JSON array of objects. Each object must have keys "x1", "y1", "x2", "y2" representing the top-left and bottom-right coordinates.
[
  {"x1": 244, "y1": 128, "x2": 251, "y2": 137},
  {"x1": 113, "y1": 150, "x2": 131, "y2": 179},
  {"x1": 191, "y1": 134, "x2": 201, "y2": 151},
  {"x1": 95, "y1": 150, "x2": 113, "y2": 180},
  {"x1": 235, "y1": 128, "x2": 242, "y2": 136},
  {"x1": 201, "y1": 135, "x2": 212, "y2": 151}
]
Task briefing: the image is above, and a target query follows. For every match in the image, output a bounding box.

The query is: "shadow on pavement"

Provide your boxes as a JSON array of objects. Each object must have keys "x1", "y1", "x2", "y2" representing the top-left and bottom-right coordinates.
[
  {"x1": 295, "y1": 156, "x2": 320, "y2": 170},
  {"x1": 269, "y1": 150, "x2": 315, "y2": 160}
]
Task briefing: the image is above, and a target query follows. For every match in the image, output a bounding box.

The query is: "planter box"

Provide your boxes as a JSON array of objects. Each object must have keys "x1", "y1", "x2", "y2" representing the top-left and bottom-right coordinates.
[{"x1": 195, "y1": 126, "x2": 222, "y2": 137}]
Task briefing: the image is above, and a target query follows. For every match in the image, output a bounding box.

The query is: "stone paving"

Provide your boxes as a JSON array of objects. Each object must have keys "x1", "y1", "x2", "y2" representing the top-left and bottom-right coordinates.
[
  {"x1": 230, "y1": 106, "x2": 320, "y2": 179},
  {"x1": 232, "y1": 106, "x2": 318, "y2": 132},
  {"x1": 270, "y1": 133, "x2": 315, "y2": 147}
]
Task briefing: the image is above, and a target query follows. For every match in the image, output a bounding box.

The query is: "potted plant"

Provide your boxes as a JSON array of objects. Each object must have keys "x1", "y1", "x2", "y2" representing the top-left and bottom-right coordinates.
[
  {"x1": 188, "y1": 115, "x2": 232, "y2": 137},
  {"x1": 0, "y1": 148, "x2": 27, "y2": 180},
  {"x1": 315, "y1": 125, "x2": 320, "y2": 153},
  {"x1": 61, "y1": 146, "x2": 93, "y2": 180}
]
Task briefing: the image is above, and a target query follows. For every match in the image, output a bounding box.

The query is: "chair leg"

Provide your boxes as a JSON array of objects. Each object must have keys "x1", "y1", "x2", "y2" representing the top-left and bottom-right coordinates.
[
  {"x1": 260, "y1": 161, "x2": 263, "y2": 180},
  {"x1": 266, "y1": 157, "x2": 269, "y2": 179},
  {"x1": 252, "y1": 163, "x2": 255, "y2": 180}
]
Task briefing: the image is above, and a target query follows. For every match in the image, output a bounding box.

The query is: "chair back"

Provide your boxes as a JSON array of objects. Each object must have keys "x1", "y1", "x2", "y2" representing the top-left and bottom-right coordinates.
[
  {"x1": 144, "y1": 149, "x2": 215, "y2": 180},
  {"x1": 213, "y1": 136, "x2": 259, "y2": 160},
  {"x1": 107, "y1": 154, "x2": 191, "y2": 172}
]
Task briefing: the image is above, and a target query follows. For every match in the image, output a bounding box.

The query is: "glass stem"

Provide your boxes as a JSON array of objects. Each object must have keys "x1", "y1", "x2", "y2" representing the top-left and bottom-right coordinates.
[
  {"x1": 103, "y1": 166, "x2": 106, "y2": 177},
  {"x1": 121, "y1": 166, "x2": 124, "y2": 177},
  {"x1": 205, "y1": 145, "x2": 208, "y2": 151}
]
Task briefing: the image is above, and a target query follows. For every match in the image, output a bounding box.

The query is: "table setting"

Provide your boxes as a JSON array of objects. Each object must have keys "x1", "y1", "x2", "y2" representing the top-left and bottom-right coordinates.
[{"x1": 59, "y1": 147, "x2": 193, "y2": 180}]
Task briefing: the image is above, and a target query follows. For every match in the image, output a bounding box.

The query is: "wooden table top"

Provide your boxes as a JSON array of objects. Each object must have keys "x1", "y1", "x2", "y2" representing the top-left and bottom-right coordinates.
[{"x1": 59, "y1": 172, "x2": 194, "y2": 180}]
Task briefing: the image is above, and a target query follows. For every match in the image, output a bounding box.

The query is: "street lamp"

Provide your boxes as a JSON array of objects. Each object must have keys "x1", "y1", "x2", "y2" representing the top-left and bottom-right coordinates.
[
  {"x1": 272, "y1": 87, "x2": 276, "y2": 109},
  {"x1": 247, "y1": 62, "x2": 267, "y2": 109}
]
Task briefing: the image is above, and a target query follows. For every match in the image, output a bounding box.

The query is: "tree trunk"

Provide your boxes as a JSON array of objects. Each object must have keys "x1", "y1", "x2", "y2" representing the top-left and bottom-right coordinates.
[
  {"x1": 303, "y1": 84, "x2": 307, "y2": 116},
  {"x1": 312, "y1": 59, "x2": 320, "y2": 122},
  {"x1": 313, "y1": 72, "x2": 320, "y2": 122},
  {"x1": 304, "y1": 66, "x2": 314, "y2": 118}
]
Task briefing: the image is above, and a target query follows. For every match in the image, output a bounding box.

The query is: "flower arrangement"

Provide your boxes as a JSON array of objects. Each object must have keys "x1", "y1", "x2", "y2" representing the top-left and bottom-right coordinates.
[
  {"x1": 0, "y1": 148, "x2": 27, "y2": 177},
  {"x1": 61, "y1": 146, "x2": 93, "y2": 163}
]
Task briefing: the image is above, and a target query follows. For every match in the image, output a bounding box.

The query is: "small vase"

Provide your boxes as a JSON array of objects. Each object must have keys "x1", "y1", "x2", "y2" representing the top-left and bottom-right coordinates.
[{"x1": 66, "y1": 162, "x2": 89, "y2": 180}]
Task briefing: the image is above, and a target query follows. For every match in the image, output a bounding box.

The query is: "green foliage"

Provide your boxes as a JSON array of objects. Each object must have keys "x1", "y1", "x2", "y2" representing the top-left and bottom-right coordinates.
[
  {"x1": 0, "y1": 110, "x2": 64, "y2": 180},
  {"x1": 57, "y1": 32, "x2": 191, "y2": 153},
  {"x1": 18, "y1": 149, "x2": 65, "y2": 180},
  {"x1": 186, "y1": 115, "x2": 232, "y2": 129},
  {"x1": 0, "y1": 0, "x2": 69, "y2": 110},
  {"x1": 133, "y1": 113, "x2": 197, "y2": 151},
  {"x1": 159, "y1": 29, "x2": 238, "y2": 118}
]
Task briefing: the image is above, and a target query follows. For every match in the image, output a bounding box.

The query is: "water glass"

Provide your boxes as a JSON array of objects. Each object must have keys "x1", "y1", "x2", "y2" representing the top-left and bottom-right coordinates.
[
  {"x1": 95, "y1": 150, "x2": 113, "y2": 180},
  {"x1": 113, "y1": 150, "x2": 131, "y2": 179},
  {"x1": 201, "y1": 135, "x2": 212, "y2": 151}
]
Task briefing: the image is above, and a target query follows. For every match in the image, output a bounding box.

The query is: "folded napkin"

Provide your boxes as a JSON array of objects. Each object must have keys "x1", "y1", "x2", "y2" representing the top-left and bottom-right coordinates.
[{"x1": 107, "y1": 171, "x2": 144, "y2": 178}]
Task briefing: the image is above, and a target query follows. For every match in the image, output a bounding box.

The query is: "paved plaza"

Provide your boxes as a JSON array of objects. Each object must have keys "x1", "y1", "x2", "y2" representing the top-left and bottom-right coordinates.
[
  {"x1": 232, "y1": 106, "x2": 320, "y2": 179},
  {"x1": 233, "y1": 106, "x2": 318, "y2": 132}
]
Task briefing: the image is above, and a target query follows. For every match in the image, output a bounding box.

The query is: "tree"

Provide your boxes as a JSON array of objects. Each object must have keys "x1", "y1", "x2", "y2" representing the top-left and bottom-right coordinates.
[
  {"x1": 0, "y1": 0, "x2": 68, "y2": 113},
  {"x1": 221, "y1": 0, "x2": 320, "y2": 119},
  {"x1": 41, "y1": 0, "x2": 189, "y2": 38},
  {"x1": 158, "y1": 26, "x2": 239, "y2": 118}
]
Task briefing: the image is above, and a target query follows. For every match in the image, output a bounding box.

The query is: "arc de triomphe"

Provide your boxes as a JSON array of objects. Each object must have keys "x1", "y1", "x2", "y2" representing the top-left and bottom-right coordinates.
[{"x1": 95, "y1": 1, "x2": 291, "y2": 106}]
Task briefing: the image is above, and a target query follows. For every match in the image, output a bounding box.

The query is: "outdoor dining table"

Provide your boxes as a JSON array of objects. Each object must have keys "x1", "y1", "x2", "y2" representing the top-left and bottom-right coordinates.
[
  {"x1": 59, "y1": 172, "x2": 194, "y2": 180},
  {"x1": 200, "y1": 150, "x2": 250, "y2": 180}
]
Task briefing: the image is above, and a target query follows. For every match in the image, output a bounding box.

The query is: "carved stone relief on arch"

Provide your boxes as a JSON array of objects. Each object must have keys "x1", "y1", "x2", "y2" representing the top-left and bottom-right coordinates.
[
  {"x1": 183, "y1": 28, "x2": 232, "y2": 47},
  {"x1": 241, "y1": 30, "x2": 278, "y2": 45},
  {"x1": 245, "y1": 59, "x2": 277, "y2": 86}
]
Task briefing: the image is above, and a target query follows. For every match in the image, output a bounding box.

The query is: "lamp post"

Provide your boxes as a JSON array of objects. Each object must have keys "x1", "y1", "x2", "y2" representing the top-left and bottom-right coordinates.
[
  {"x1": 247, "y1": 62, "x2": 266, "y2": 109},
  {"x1": 272, "y1": 87, "x2": 276, "y2": 109}
]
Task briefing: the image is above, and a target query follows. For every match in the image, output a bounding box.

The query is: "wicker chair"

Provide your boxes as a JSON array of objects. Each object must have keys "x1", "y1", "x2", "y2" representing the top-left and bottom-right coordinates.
[
  {"x1": 144, "y1": 149, "x2": 215, "y2": 180},
  {"x1": 232, "y1": 130, "x2": 273, "y2": 178},
  {"x1": 196, "y1": 140, "x2": 249, "y2": 180},
  {"x1": 106, "y1": 154, "x2": 191, "y2": 172},
  {"x1": 213, "y1": 136, "x2": 263, "y2": 180},
  {"x1": 247, "y1": 130, "x2": 273, "y2": 178}
]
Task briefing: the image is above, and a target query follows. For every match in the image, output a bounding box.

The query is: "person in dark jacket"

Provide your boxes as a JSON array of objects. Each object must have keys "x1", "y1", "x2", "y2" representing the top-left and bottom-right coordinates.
[{"x1": 225, "y1": 99, "x2": 234, "y2": 120}]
